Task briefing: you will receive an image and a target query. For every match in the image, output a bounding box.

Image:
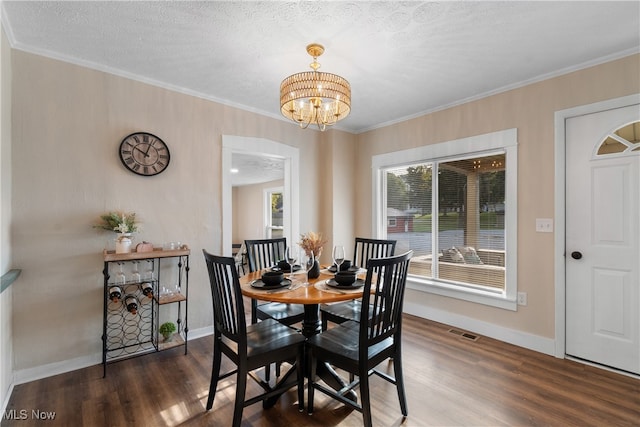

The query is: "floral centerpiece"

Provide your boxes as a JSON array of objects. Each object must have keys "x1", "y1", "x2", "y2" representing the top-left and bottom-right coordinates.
[
  {"x1": 298, "y1": 231, "x2": 326, "y2": 279},
  {"x1": 298, "y1": 231, "x2": 327, "y2": 257},
  {"x1": 95, "y1": 211, "x2": 139, "y2": 253}
]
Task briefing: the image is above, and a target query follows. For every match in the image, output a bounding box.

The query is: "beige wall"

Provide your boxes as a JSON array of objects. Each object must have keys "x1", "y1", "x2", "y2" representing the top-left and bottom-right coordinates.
[
  {"x1": 322, "y1": 130, "x2": 357, "y2": 258},
  {"x1": 356, "y1": 54, "x2": 640, "y2": 340},
  {"x1": 1, "y1": 24, "x2": 14, "y2": 410},
  {"x1": 9, "y1": 50, "x2": 346, "y2": 374}
]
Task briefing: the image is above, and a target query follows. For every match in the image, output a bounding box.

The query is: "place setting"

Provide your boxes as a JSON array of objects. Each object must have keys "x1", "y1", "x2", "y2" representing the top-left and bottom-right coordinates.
[
  {"x1": 324, "y1": 260, "x2": 362, "y2": 274},
  {"x1": 249, "y1": 271, "x2": 297, "y2": 293},
  {"x1": 316, "y1": 272, "x2": 366, "y2": 294},
  {"x1": 316, "y1": 245, "x2": 366, "y2": 294},
  {"x1": 323, "y1": 246, "x2": 365, "y2": 275},
  {"x1": 270, "y1": 259, "x2": 302, "y2": 275}
]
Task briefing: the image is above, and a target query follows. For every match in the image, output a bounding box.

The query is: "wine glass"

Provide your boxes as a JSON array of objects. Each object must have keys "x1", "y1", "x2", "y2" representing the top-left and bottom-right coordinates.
[
  {"x1": 332, "y1": 245, "x2": 345, "y2": 272},
  {"x1": 115, "y1": 262, "x2": 126, "y2": 286},
  {"x1": 284, "y1": 246, "x2": 298, "y2": 280},
  {"x1": 143, "y1": 260, "x2": 153, "y2": 281},
  {"x1": 302, "y1": 251, "x2": 315, "y2": 285},
  {"x1": 131, "y1": 261, "x2": 141, "y2": 283}
]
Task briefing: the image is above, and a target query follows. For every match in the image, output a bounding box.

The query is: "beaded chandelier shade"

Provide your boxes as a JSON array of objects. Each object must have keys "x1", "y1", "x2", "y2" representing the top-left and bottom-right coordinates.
[{"x1": 280, "y1": 44, "x2": 351, "y2": 131}]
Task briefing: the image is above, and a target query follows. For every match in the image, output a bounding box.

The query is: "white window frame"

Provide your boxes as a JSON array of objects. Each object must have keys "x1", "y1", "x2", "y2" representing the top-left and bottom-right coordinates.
[{"x1": 372, "y1": 128, "x2": 518, "y2": 310}]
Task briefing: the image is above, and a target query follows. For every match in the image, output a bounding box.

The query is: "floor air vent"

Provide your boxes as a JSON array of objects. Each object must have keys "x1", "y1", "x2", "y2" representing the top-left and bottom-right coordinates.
[{"x1": 448, "y1": 329, "x2": 479, "y2": 341}]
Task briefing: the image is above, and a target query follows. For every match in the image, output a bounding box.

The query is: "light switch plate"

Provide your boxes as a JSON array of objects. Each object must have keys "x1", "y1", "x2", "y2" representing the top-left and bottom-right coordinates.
[{"x1": 536, "y1": 218, "x2": 553, "y2": 233}]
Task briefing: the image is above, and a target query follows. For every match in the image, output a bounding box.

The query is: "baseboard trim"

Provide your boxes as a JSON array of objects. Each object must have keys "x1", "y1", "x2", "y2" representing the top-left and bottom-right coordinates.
[
  {"x1": 187, "y1": 325, "x2": 213, "y2": 341},
  {"x1": 14, "y1": 353, "x2": 101, "y2": 385},
  {"x1": 1, "y1": 382, "x2": 14, "y2": 416},
  {"x1": 13, "y1": 326, "x2": 214, "y2": 386},
  {"x1": 404, "y1": 302, "x2": 556, "y2": 356},
  {"x1": 8, "y1": 314, "x2": 555, "y2": 388}
]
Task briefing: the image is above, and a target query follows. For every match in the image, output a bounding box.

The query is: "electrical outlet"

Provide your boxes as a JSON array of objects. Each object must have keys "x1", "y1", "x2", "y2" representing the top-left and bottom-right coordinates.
[
  {"x1": 535, "y1": 218, "x2": 553, "y2": 232},
  {"x1": 517, "y1": 292, "x2": 528, "y2": 306}
]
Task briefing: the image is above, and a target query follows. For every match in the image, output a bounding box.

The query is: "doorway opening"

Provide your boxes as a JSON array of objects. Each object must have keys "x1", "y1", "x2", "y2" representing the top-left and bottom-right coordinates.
[{"x1": 222, "y1": 136, "x2": 300, "y2": 256}]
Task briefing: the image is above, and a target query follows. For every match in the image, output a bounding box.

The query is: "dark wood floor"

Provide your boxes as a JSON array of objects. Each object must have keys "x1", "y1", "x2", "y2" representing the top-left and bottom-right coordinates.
[{"x1": 3, "y1": 313, "x2": 639, "y2": 426}]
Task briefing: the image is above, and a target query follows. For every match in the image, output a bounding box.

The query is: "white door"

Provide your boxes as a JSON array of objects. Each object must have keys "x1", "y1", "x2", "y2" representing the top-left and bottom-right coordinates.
[{"x1": 566, "y1": 103, "x2": 640, "y2": 374}]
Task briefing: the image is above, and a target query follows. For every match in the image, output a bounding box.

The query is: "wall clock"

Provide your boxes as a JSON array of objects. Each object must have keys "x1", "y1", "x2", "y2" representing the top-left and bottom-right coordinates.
[{"x1": 119, "y1": 132, "x2": 170, "y2": 176}]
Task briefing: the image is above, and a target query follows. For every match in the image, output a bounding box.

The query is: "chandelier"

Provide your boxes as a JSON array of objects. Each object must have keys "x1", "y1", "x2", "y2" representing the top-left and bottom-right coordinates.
[{"x1": 280, "y1": 43, "x2": 351, "y2": 131}]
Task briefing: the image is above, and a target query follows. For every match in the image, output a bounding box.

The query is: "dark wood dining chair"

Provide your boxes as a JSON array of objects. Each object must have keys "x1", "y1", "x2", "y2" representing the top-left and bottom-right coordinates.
[
  {"x1": 307, "y1": 250, "x2": 413, "y2": 427},
  {"x1": 245, "y1": 238, "x2": 305, "y2": 380},
  {"x1": 202, "y1": 250, "x2": 305, "y2": 427},
  {"x1": 320, "y1": 237, "x2": 397, "y2": 330},
  {"x1": 245, "y1": 238, "x2": 305, "y2": 327}
]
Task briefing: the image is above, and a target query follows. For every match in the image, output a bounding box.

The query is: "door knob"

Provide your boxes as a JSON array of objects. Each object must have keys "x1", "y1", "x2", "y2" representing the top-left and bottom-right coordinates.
[{"x1": 571, "y1": 251, "x2": 582, "y2": 260}]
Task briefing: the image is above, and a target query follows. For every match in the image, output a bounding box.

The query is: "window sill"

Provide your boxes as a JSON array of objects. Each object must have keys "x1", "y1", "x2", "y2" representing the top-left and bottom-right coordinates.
[{"x1": 406, "y1": 275, "x2": 517, "y2": 311}]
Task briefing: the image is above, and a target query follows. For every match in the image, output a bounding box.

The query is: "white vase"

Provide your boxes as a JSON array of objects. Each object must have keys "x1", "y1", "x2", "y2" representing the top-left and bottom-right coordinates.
[{"x1": 115, "y1": 234, "x2": 132, "y2": 254}]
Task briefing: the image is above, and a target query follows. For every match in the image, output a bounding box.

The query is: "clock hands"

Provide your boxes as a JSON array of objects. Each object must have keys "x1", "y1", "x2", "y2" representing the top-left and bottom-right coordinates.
[
  {"x1": 143, "y1": 138, "x2": 154, "y2": 157},
  {"x1": 132, "y1": 145, "x2": 149, "y2": 158}
]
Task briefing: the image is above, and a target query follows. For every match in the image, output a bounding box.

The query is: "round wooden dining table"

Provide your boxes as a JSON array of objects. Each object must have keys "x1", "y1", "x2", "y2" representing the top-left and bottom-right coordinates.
[
  {"x1": 240, "y1": 266, "x2": 366, "y2": 337},
  {"x1": 240, "y1": 266, "x2": 365, "y2": 403}
]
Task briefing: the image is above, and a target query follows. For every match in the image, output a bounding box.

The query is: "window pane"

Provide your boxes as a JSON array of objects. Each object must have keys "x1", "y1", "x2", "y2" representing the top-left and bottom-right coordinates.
[
  {"x1": 437, "y1": 154, "x2": 505, "y2": 289},
  {"x1": 384, "y1": 155, "x2": 506, "y2": 289},
  {"x1": 614, "y1": 121, "x2": 640, "y2": 144},
  {"x1": 385, "y1": 164, "x2": 433, "y2": 277},
  {"x1": 597, "y1": 136, "x2": 627, "y2": 155},
  {"x1": 597, "y1": 121, "x2": 640, "y2": 155},
  {"x1": 271, "y1": 192, "x2": 283, "y2": 227},
  {"x1": 266, "y1": 192, "x2": 283, "y2": 238}
]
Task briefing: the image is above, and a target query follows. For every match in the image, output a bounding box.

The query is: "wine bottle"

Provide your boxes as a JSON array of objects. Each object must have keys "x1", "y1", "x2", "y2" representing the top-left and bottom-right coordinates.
[
  {"x1": 125, "y1": 295, "x2": 138, "y2": 315},
  {"x1": 141, "y1": 282, "x2": 153, "y2": 298},
  {"x1": 108, "y1": 286, "x2": 122, "y2": 303}
]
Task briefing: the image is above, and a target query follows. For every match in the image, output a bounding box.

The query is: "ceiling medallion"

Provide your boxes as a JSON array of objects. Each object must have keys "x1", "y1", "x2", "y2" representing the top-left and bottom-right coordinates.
[{"x1": 280, "y1": 43, "x2": 351, "y2": 131}]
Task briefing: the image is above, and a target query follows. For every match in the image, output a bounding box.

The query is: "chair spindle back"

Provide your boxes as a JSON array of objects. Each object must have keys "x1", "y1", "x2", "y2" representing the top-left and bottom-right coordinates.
[
  {"x1": 244, "y1": 238, "x2": 287, "y2": 272},
  {"x1": 360, "y1": 251, "x2": 413, "y2": 348},
  {"x1": 353, "y1": 237, "x2": 397, "y2": 269},
  {"x1": 203, "y1": 250, "x2": 246, "y2": 344}
]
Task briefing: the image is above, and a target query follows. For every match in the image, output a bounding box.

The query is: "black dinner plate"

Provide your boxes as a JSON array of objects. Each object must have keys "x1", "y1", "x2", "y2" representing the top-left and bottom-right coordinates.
[
  {"x1": 326, "y1": 278, "x2": 365, "y2": 289},
  {"x1": 250, "y1": 279, "x2": 292, "y2": 289},
  {"x1": 272, "y1": 265, "x2": 302, "y2": 273},
  {"x1": 327, "y1": 265, "x2": 360, "y2": 273}
]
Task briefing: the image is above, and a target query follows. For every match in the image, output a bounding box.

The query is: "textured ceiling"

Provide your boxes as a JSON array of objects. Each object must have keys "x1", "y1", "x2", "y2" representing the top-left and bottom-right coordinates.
[
  {"x1": 231, "y1": 153, "x2": 284, "y2": 186},
  {"x1": 2, "y1": 1, "x2": 639, "y2": 136},
  {"x1": 1, "y1": 1, "x2": 639, "y2": 186}
]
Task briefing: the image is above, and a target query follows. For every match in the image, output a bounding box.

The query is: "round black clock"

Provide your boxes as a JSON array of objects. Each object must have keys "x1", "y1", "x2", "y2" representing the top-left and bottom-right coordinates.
[{"x1": 119, "y1": 132, "x2": 170, "y2": 176}]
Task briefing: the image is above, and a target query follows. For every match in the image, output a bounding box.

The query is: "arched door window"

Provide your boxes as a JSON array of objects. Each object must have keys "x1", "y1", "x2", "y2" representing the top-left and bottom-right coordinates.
[{"x1": 596, "y1": 121, "x2": 640, "y2": 156}]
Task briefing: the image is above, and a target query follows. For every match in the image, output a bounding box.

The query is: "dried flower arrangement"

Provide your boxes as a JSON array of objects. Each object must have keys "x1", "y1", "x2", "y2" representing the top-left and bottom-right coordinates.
[
  {"x1": 95, "y1": 211, "x2": 139, "y2": 234},
  {"x1": 298, "y1": 231, "x2": 327, "y2": 257}
]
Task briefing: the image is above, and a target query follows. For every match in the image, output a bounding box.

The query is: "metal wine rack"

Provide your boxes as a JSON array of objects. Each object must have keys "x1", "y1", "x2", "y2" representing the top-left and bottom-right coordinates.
[
  {"x1": 102, "y1": 247, "x2": 190, "y2": 377},
  {"x1": 105, "y1": 281, "x2": 156, "y2": 361}
]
